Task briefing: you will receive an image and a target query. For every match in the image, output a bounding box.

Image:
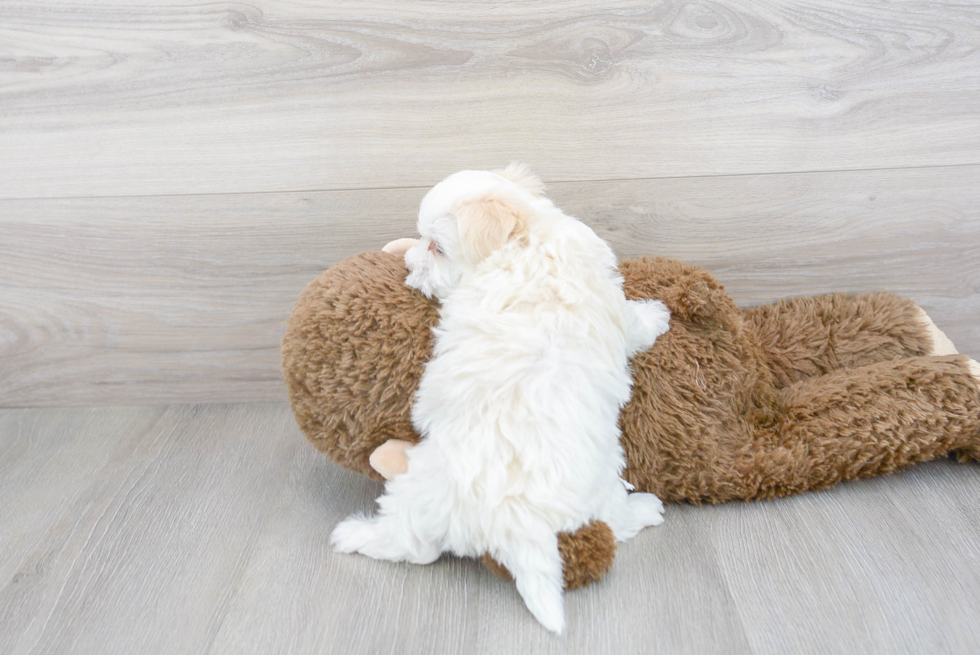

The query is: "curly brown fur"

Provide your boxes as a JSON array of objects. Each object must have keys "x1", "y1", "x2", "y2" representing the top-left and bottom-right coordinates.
[
  {"x1": 282, "y1": 252, "x2": 437, "y2": 481},
  {"x1": 482, "y1": 521, "x2": 617, "y2": 590},
  {"x1": 735, "y1": 355, "x2": 980, "y2": 498},
  {"x1": 557, "y1": 520, "x2": 618, "y2": 590},
  {"x1": 743, "y1": 292, "x2": 932, "y2": 388},
  {"x1": 618, "y1": 259, "x2": 980, "y2": 504},
  {"x1": 283, "y1": 252, "x2": 980, "y2": 584}
]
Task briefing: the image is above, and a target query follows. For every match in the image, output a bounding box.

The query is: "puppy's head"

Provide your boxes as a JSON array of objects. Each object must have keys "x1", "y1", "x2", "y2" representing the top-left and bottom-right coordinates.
[{"x1": 404, "y1": 163, "x2": 544, "y2": 299}]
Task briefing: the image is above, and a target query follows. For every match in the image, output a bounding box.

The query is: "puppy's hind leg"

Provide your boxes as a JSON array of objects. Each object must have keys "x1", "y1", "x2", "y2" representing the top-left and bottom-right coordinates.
[
  {"x1": 331, "y1": 469, "x2": 448, "y2": 565},
  {"x1": 601, "y1": 483, "x2": 665, "y2": 541},
  {"x1": 491, "y1": 527, "x2": 566, "y2": 633},
  {"x1": 331, "y1": 511, "x2": 442, "y2": 565}
]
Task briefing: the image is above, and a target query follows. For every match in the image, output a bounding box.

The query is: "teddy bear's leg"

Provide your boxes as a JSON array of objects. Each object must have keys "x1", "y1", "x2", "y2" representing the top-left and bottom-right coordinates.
[
  {"x1": 958, "y1": 359, "x2": 980, "y2": 461},
  {"x1": 736, "y1": 355, "x2": 980, "y2": 500},
  {"x1": 742, "y1": 292, "x2": 944, "y2": 388}
]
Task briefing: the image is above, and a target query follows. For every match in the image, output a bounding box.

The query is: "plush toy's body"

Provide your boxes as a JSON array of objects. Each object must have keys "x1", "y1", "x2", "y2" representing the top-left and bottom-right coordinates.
[{"x1": 282, "y1": 251, "x2": 980, "y2": 587}]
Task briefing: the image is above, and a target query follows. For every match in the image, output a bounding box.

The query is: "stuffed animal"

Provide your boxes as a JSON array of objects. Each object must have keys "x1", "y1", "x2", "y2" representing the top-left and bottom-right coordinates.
[{"x1": 282, "y1": 246, "x2": 980, "y2": 588}]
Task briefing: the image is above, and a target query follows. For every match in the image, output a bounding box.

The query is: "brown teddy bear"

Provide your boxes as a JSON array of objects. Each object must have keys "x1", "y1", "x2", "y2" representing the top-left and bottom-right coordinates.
[{"x1": 281, "y1": 247, "x2": 980, "y2": 589}]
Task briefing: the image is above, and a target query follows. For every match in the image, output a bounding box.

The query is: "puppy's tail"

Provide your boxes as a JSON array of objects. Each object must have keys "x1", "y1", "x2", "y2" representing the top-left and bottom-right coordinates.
[{"x1": 496, "y1": 162, "x2": 545, "y2": 197}]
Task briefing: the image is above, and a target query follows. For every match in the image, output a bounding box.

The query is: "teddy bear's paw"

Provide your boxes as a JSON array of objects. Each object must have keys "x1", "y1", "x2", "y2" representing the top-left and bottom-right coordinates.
[
  {"x1": 627, "y1": 299, "x2": 671, "y2": 355},
  {"x1": 917, "y1": 307, "x2": 958, "y2": 356},
  {"x1": 369, "y1": 439, "x2": 413, "y2": 480}
]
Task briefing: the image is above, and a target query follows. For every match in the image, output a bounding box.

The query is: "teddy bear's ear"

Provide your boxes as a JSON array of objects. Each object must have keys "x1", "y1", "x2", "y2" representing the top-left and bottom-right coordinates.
[{"x1": 495, "y1": 162, "x2": 545, "y2": 197}]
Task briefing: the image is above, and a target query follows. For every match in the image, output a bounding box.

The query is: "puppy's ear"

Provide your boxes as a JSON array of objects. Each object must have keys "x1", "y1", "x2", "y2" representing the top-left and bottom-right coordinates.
[
  {"x1": 495, "y1": 162, "x2": 545, "y2": 198},
  {"x1": 454, "y1": 194, "x2": 527, "y2": 260}
]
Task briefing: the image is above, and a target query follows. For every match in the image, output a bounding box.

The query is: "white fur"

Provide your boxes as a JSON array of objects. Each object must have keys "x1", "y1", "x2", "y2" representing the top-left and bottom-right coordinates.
[{"x1": 332, "y1": 167, "x2": 669, "y2": 633}]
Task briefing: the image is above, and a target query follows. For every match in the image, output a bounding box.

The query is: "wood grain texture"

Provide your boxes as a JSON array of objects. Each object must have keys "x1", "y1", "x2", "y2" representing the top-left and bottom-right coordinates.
[
  {"x1": 3, "y1": 0, "x2": 979, "y2": 649},
  {"x1": 0, "y1": 187, "x2": 423, "y2": 407},
  {"x1": 709, "y1": 464, "x2": 980, "y2": 654},
  {"x1": 0, "y1": 403, "x2": 303, "y2": 655},
  {"x1": 1, "y1": 0, "x2": 979, "y2": 198},
  {"x1": 2, "y1": 164, "x2": 977, "y2": 407},
  {"x1": 1, "y1": 403, "x2": 979, "y2": 654}
]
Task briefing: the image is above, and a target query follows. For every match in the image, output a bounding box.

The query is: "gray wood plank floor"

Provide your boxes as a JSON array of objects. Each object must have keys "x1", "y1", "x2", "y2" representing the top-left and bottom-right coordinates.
[{"x1": 1, "y1": 403, "x2": 979, "y2": 655}]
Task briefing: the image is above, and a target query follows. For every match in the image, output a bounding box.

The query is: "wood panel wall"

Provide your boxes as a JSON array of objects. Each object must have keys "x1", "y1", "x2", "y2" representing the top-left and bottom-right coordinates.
[{"x1": 1, "y1": 0, "x2": 978, "y2": 406}]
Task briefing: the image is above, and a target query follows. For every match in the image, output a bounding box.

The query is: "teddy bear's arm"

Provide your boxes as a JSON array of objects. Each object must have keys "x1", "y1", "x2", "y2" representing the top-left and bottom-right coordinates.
[{"x1": 620, "y1": 257, "x2": 740, "y2": 329}]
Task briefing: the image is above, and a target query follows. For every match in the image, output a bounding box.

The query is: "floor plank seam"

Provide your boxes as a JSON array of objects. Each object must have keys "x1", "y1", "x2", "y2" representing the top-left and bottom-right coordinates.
[
  {"x1": 690, "y1": 510, "x2": 760, "y2": 655},
  {"x1": 2, "y1": 161, "x2": 978, "y2": 204}
]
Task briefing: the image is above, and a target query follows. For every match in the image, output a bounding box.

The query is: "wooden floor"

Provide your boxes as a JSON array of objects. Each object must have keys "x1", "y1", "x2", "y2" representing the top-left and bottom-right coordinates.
[
  {"x1": 3, "y1": 1, "x2": 980, "y2": 652},
  {"x1": 1, "y1": 402, "x2": 979, "y2": 655}
]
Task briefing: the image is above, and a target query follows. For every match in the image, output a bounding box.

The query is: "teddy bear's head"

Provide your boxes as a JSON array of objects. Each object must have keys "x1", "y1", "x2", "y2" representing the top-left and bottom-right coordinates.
[{"x1": 282, "y1": 251, "x2": 438, "y2": 480}]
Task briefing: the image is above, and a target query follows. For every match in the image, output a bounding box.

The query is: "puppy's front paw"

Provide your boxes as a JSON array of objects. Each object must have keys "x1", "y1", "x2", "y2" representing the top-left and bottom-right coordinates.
[
  {"x1": 627, "y1": 299, "x2": 671, "y2": 354},
  {"x1": 330, "y1": 515, "x2": 380, "y2": 554}
]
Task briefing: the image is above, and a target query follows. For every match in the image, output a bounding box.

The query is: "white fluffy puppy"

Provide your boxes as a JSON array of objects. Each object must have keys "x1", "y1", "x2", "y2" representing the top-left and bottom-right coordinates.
[{"x1": 332, "y1": 164, "x2": 670, "y2": 633}]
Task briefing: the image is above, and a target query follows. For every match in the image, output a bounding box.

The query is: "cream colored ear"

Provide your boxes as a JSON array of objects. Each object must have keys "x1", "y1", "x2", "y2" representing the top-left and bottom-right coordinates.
[
  {"x1": 381, "y1": 238, "x2": 419, "y2": 257},
  {"x1": 495, "y1": 162, "x2": 545, "y2": 197},
  {"x1": 454, "y1": 194, "x2": 526, "y2": 260}
]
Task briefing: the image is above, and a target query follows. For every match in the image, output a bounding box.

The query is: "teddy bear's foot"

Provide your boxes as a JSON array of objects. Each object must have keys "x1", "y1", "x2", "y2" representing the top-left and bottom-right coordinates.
[
  {"x1": 917, "y1": 307, "x2": 958, "y2": 356},
  {"x1": 952, "y1": 358, "x2": 980, "y2": 463},
  {"x1": 369, "y1": 439, "x2": 413, "y2": 480}
]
